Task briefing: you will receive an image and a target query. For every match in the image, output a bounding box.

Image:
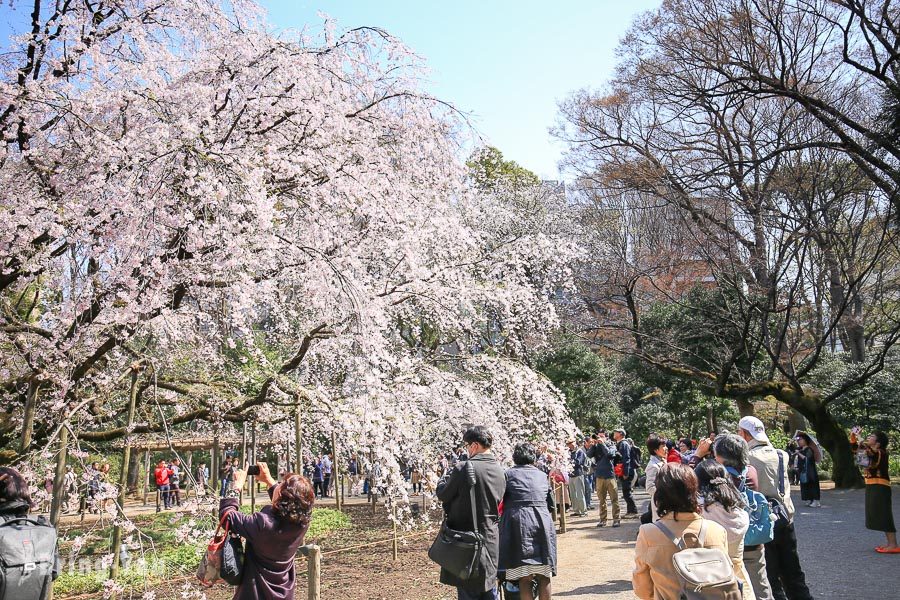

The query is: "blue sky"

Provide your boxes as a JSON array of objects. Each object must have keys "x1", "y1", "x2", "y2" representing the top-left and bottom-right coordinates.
[
  {"x1": 261, "y1": 1, "x2": 661, "y2": 179},
  {"x1": 0, "y1": 0, "x2": 660, "y2": 178}
]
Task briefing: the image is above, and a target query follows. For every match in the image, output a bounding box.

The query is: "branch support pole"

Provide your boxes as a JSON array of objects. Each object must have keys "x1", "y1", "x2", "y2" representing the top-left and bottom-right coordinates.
[
  {"x1": 111, "y1": 367, "x2": 140, "y2": 580},
  {"x1": 49, "y1": 425, "x2": 69, "y2": 527}
]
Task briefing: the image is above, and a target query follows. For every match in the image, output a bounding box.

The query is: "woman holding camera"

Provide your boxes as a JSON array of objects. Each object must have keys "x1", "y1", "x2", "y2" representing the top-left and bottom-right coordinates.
[
  {"x1": 851, "y1": 430, "x2": 897, "y2": 553},
  {"x1": 221, "y1": 462, "x2": 315, "y2": 599}
]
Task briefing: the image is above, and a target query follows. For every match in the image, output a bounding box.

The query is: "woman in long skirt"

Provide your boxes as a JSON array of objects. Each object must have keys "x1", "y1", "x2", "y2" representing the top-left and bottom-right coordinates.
[
  {"x1": 852, "y1": 430, "x2": 898, "y2": 553},
  {"x1": 796, "y1": 433, "x2": 820, "y2": 508}
]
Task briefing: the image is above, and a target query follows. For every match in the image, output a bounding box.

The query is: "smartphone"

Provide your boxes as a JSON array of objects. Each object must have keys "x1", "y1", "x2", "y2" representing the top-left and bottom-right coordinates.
[{"x1": 247, "y1": 465, "x2": 260, "y2": 476}]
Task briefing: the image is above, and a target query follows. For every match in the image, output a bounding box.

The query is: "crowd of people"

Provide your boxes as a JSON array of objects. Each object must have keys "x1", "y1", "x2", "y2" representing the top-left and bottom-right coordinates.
[
  {"x1": 431, "y1": 419, "x2": 896, "y2": 600},
  {"x1": 0, "y1": 416, "x2": 894, "y2": 600}
]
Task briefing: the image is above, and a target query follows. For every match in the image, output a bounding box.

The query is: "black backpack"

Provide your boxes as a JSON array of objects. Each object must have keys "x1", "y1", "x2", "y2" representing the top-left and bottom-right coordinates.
[{"x1": 0, "y1": 515, "x2": 57, "y2": 600}]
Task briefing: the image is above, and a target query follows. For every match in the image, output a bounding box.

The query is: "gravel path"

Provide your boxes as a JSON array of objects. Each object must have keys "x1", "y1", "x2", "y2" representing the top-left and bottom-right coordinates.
[{"x1": 553, "y1": 484, "x2": 900, "y2": 599}]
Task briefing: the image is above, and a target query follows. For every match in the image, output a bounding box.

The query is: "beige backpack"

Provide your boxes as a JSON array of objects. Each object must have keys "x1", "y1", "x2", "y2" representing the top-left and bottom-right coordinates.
[{"x1": 654, "y1": 520, "x2": 741, "y2": 600}]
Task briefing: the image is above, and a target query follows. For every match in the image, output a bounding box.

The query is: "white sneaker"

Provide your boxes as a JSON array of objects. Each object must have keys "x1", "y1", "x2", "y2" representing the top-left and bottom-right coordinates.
[{"x1": 811, "y1": 500, "x2": 821, "y2": 508}]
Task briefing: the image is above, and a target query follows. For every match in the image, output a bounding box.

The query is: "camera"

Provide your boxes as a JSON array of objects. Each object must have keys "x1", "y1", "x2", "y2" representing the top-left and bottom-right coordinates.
[{"x1": 247, "y1": 465, "x2": 260, "y2": 476}]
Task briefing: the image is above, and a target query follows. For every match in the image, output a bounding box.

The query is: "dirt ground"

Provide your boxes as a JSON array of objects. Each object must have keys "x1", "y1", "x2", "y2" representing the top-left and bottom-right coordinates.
[{"x1": 201, "y1": 503, "x2": 450, "y2": 600}]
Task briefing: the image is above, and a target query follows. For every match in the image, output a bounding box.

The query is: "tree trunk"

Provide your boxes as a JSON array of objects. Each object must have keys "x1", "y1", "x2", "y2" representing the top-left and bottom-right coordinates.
[{"x1": 736, "y1": 399, "x2": 754, "y2": 417}]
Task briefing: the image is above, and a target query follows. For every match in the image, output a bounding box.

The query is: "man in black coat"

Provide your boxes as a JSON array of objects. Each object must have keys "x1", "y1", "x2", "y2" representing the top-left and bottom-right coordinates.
[{"x1": 436, "y1": 426, "x2": 506, "y2": 600}]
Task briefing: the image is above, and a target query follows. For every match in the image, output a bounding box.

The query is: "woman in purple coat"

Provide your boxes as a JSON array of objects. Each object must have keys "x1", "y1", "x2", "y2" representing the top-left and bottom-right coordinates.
[{"x1": 221, "y1": 462, "x2": 315, "y2": 600}]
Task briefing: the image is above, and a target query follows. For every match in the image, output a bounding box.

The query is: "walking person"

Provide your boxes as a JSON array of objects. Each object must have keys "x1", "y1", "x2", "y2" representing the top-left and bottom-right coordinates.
[
  {"x1": 795, "y1": 433, "x2": 820, "y2": 508},
  {"x1": 587, "y1": 432, "x2": 620, "y2": 527},
  {"x1": 348, "y1": 454, "x2": 360, "y2": 496},
  {"x1": 632, "y1": 463, "x2": 730, "y2": 600},
  {"x1": 613, "y1": 428, "x2": 638, "y2": 516},
  {"x1": 499, "y1": 442, "x2": 557, "y2": 600},
  {"x1": 738, "y1": 417, "x2": 812, "y2": 600},
  {"x1": 220, "y1": 462, "x2": 315, "y2": 599},
  {"x1": 696, "y1": 460, "x2": 756, "y2": 600},
  {"x1": 435, "y1": 426, "x2": 505, "y2": 600},
  {"x1": 168, "y1": 458, "x2": 182, "y2": 507},
  {"x1": 851, "y1": 429, "x2": 898, "y2": 553},
  {"x1": 195, "y1": 463, "x2": 209, "y2": 494},
  {"x1": 566, "y1": 437, "x2": 588, "y2": 517},
  {"x1": 154, "y1": 460, "x2": 172, "y2": 511},
  {"x1": 312, "y1": 456, "x2": 324, "y2": 498},
  {"x1": 321, "y1": 452, "x2": 333, "y2": 497}
]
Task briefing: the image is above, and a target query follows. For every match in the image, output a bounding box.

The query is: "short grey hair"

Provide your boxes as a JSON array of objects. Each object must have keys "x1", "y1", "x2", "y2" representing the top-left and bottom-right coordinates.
[{"x1": 713, "y1": 434, "x2": 749, "y2": 469}]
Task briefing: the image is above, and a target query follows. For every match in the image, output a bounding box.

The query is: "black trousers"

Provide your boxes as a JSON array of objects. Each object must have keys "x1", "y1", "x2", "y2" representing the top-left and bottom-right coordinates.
[
  {"x1": 764, "y1": 522, "x2": 813, "y2": 600},
  {"x1": 620, "y1": 477, "x2": 638, "y2": 513}
]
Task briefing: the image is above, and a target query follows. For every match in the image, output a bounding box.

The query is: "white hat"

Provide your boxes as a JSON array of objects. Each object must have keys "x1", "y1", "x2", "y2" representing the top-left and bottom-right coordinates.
[{"x1": 738, "y1": 416, "x2": 770, "y2": 444}]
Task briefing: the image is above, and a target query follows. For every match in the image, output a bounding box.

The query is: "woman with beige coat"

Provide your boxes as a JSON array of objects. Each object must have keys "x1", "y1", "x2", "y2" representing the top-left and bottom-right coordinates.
[{"x1": 633, "y1": 463, "x2": 730, "y2": 600}]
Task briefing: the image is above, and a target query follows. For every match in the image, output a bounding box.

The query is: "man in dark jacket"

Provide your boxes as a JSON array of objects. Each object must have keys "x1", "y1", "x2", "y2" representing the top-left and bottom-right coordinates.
[
  {"x1": 436, "y1": 426, "x2": 505, "y2": 600},
  {"x1": 613, "y1": 428, "x2": 638, "y2": 515},
  {"x1": 586, "y1": 431, "x2": 620, "y2": 527}
]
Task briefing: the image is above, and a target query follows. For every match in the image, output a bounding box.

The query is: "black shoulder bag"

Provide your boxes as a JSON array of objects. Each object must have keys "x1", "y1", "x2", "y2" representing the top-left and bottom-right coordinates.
[
  {"x1": 767, "y1": 451, "x2": 790, "y2": 535},
  {"x1": 428, "y1": 461, "x2": 484, "y2": 581}
]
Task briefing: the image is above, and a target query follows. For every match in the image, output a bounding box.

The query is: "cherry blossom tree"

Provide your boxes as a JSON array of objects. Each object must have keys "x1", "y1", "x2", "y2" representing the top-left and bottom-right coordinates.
[{"x1": 0, "y1": 0, "x2": 577, "y2": 540}]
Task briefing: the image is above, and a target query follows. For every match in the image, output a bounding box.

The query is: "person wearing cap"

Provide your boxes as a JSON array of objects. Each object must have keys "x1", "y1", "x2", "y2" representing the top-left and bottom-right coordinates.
[
  {"x1": 566, "y1": 437, "x2": 588, "y2": 517},
  {"x1": 613, "y1": 428, "x2": 639, "y2": 516},
  {"x1": 738, "y1": 416, "x2": 812, "y2": 600},
  {"x1": 582, "y1": 437, "x2": 595, "y2": 510}
]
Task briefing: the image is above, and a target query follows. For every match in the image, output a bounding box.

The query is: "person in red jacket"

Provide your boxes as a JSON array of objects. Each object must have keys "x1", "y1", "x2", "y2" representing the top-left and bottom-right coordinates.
[
  {"x1": 154, "y1": 460, "x2": 173, "y2": 511},
  {"x1": 665, "y1": 440, "x2": 682, "y2": 464}
]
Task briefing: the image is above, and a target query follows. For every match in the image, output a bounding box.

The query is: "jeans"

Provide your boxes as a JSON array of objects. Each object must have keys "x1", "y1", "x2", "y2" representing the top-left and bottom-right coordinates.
[
  {"x1": 584, "y1": 474, "x2": 595, "y2": 507},
  {"x1": 220, "y1": 479, "x2": 230, "y2": 498},
  {"x1": 322, "y1": 475, "x2": 331, "y2": 497},
  {"x1": 457, "y1": 587, "x2": 497, "y2": 600},
  {"x1": 620, "y1": 476, "x2": 638, "y2": 513},
  {"x1": 764, "y1": 522, "x2": 813, "y2": 600},
  {"x1": 157, "y1": 484, "x2": 171, "y2": 509}
]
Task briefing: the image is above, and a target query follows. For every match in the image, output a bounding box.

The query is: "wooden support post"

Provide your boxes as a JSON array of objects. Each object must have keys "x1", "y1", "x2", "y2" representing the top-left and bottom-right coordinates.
[
  {"x1": 141, "y1": 449, "x2": 150, "y2": 505},
  {"x1": 111, "y1": 368, "x2": 140, "y2": 580},
  {"x1": 212, "y1": 435, "x2": 220, "y2": 505},
  {"x1": 392, "y1": 509, "x2": 399, "y2": 560},
  {"x1": 331, "y1": 430, "x2": 341, "y2": 511},
  {"x1": 294, "y1": 404, "x2": 303, "y2": 473},
  {"x1": 49, "y1": 426, "x2": 69, "y2": 527},
  {"x1": 558, "y1": 483, "x2": 568, "y2": 534},
  {"x1": 303, "y1": 545, "x2": 321, "y2": 600},
  {"x1": 20, "y1": 380, "x2": 39, "y2": 454},
  {"x1": 241, "y1": 422, "x2": 247, "y2": 505},
  {"x1": 250, "y1": 420, "x2": 257, "y2": 512}
]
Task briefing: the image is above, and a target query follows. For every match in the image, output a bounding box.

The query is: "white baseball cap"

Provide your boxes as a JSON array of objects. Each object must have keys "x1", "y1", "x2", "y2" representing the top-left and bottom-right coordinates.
[{"x1": 738, "y1": 416, "x2": 770, "y2": 444}]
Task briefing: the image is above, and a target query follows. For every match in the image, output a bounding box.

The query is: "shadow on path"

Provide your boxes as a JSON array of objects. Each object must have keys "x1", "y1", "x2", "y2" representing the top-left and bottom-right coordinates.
[{"x1": 556, "y1": 579, "x2": 632, "y2": 596}]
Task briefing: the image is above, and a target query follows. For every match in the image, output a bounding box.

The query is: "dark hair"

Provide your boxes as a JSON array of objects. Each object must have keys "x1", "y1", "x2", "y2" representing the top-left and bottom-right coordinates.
[
  {"x1": 713, "y1": 434, "x2": 749, "y2": 469},
  {"x1": 0, "y1": 467, "x2": 32, "y2": 509},
  {"x1": 679, "y1": 438, "x2": 693, "y2": 451},
  {"x1": 654, "y1": 463, "x2": 699, "y2": 517},
  {"x1": 463, "y1": 426, "x2": 493, "y2": 449},
  {"x1": 796, "y1": 432, "x2": 813, "y2": 446},
  {"x1": 665, "y1": 439, "x2": 676, "y2": 450},
  {"x1": 647, "y1": 435, "x2": 665, "y2": 456},
  {"x1": 873, "y1": 431, "x2": 889, "y2": 449},
  {"x1": 512, "y1": 442, "x2": 537, "y2": 466},
  {"x1": 273, "y1": 474, "x2": 315, "y2": 526},
  {"x1": 695, "y1": 461, "x2": 744, "y2": 513}
]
